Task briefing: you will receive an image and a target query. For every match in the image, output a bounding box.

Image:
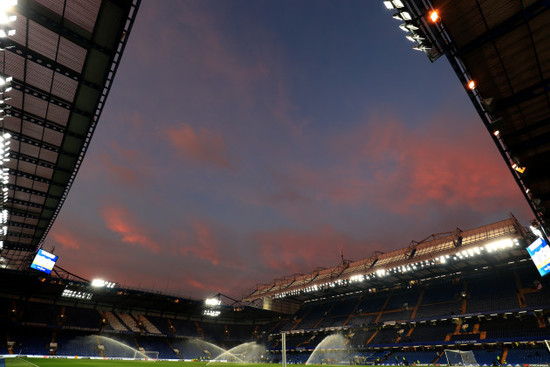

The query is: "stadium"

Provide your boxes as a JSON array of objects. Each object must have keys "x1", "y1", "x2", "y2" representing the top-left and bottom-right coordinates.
[{"x1": 1, "y1": 0, "x2": 550, "y2": 366}]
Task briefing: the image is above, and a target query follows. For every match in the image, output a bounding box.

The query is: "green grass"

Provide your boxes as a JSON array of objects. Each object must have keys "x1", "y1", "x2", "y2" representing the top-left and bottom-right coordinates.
[
  {"x1": 3, "y1": 360, "x2": 314, "y2": 367},
  {"x1": 2, "y1": 361, "x2": 433, "y2": 367},
  {"x1": 4, "y1": 359, "x2": 211, "y2": 367}
]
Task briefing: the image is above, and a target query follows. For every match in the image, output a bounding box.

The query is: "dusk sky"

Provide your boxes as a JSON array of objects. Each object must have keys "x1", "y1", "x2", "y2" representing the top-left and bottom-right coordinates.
[{"x1": 47, "y1": 0, "x2": 531, "y2": 300}]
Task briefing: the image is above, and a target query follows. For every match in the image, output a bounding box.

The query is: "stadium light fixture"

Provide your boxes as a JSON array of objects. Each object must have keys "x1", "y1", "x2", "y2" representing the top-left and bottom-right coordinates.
[
  {"x1": 205, "y1": 297, "x2": 221, "y2": 306},
  {"x1": 399, "y1": 23, "x2": 419, "y2": 32},
  {"x1": 530, "y1": 226, "x2": 543, "y2": 239},
  {"x1": 0, "y1": 0, "x2": 17, "y2": 10},
  {"x1": 485, "y1": 238, "x2": 514, "y2": 253},
  {"x1": 383, "y1": 0, "x2": 405, "y2": 10},
  {"x1": 511, "y1": 162, "x2": 526, "y2": 174},
  {"x1": 429, "y1": 9, "x2": 440, "y2": 23},
  {"x1": 203, "y1": 309, "x2": 221, "y2": 317},
  {"x1": 91, "y1": 278, "x2": 116, "y2": 288},
  {"x1": 406, "y1": 33, "x2": 424, "y2": 42},
  {"x1": 412, "y1": 44, "x2": 430, "y2": 52},
  {"x1": 392, "y1": 11, "x2": 412, "y2": 21}
]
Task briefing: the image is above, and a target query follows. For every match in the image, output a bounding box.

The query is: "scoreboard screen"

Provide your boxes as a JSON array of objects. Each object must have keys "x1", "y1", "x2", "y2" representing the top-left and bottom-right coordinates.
[
  {"x1": 527, "y1": 237, "x2": 550, "y2": 277},
  {"x1": 30, "y1": 249, "x2": 58, "y2": 275}
]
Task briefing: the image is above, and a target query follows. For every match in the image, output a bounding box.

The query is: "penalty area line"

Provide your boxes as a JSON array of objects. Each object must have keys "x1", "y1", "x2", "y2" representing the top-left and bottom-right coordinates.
[{"x1": 16, "y1": 357, "x2": 40, "y2": 367}]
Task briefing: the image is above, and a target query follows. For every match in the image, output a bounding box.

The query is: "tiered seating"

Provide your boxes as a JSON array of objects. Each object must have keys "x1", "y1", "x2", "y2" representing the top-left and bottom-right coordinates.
[
  {"x1": 8, "y1": 327, "x2": 52, "y2": 355},
  {"x1": 480, "y1": 315, "x2": 550, "y2": 340},
  {"x1": 143, "y1": 315, "x2": 172, "y2": 335},
  {"x1": 295, "y1": 302, "x2": 333, "y2": 330},
  {"x1": 471, "y1": 349, "x2": 502, "y2": 366},
  {"x1": 20, "y1": 302, "x2": 59, "y2": 326},
  {"x1": 415, "y1": 280, "x2": 463, "y2": 319},
  {"x1": 392, "y1": 350, "x2": 440, "y2": 364},
  {"x1": 137, "y1": 315, "x2": 162, "y2": 334},
  {"x1": 55, "y1": 330, "x2": 101, "y2": 357},
  {"x1": 104, "y1": 311, "x2": 127, "y2": 332},
  {"x1": 466, "y1": 273, "x2": 519, "y2": 313},
  {"x1": 408, "y1": 322, "x2": 454, "y2": 344},
  {"x1": 117, "y1": 313, "x2": 140, "y2": 332},
  {"x1": 506, "y1": 347, "x2": 550, "y2": 365},
  {"x1": 170, "y1": 318, "x2": 201, "y2": 337},
  {"x1": 63, "y1": 307, "x2": 102, "y2": 330},
  {"x1": 135, "y1": 335, "x2": 178, "y2": 359}
]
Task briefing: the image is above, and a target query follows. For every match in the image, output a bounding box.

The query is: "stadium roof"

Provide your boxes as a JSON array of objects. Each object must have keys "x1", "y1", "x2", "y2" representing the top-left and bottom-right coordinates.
[
  {"x1": 0, "y1": 268, "x2": 282, "y2": 323},
  {"x1": 243, "y1": 216, "x2": 530, "y2": 303},
  {"x1": 390, "y1": 0, "x2": 550, "y2": 236},
  {"x1": 0, "y1": 0, "x2": 140, "y2": 270}
]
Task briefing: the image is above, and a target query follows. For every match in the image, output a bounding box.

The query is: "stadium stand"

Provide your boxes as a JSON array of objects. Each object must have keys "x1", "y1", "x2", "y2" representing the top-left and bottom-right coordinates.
[{"x1": 3, "y1": 218, "x2": 550, "y2": 363}]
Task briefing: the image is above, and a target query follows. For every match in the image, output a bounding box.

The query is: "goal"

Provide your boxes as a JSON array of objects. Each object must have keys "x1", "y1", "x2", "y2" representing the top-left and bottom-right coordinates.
[
  {"x1": 444, "y1": 349, "x2": 478, "y2": 366},
  {"x1": 133, "y1": 350, "x2": 159, "y2": 361}
]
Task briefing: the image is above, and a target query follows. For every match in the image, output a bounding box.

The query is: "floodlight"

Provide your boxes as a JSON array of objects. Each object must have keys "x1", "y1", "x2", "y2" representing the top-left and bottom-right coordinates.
[
  {"x1": 511, "y1": 162, "x2": 526, "y2": 174},
  {"x1": 493, "y1": 130, "x2": 500, "y2": 137},
  {"x1": 203, "y1": 309, "x2": 221, "y2": 317},
  {"x1": 393, "y1": 0, "x2": 404, "y2": 7},
  {"x1": 384, "y1": 0, "x2": 405, "y2": 9},
  {"x1": 485, "y1": 238, "x2": 513, "y2": 252},
  {"x1": 205, "y1": 297, "x2": 221, "y2": 306},
  {"x1": 406, "y1": 33, "x2": 424, "y2": 42},
  {"x1": 0, "y1": 0, "x2": 17, "y2": 11},
  {"x1": 0, "y1": 75, "x2": 11, "y2": 85},
  {"x1": 399, "y1": 23, "x2": 418, "y2": 32},
  {"x1": 91, "y1": 278, "x2": 116, "y2": 288},
  {"x1": 530, "y1": 225, "x2": 543, "y2": 239},
  {"x1": 429, "y1": 10, "x2": 440, "y2": 23},
  {"x1": 0, "y1": 14, "x2": 15, "y2": 24},
  {"x1": 412, "y1": 44, "x2": 430, "y2": 51},
  {"x1": 468, "y1": 80, "x2": 476, "y2": 90},
  {"x1": 392, "y1": 11, "x2": 412, "y2": 21}
]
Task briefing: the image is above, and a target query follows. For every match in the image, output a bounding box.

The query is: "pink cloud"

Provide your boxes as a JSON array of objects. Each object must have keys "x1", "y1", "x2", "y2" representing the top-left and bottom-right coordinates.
[
  {"x1": 100, "y1": 154, "x2": 138, "y2": 185},
  {"x1": 166, "y1": 124, "x2": 233, "y2": 169},
  {"x1": 353, "y1": 116, "x2": 521, "y2": 213},
  {"x1": 178, "y1": 221, "x2": 221, "y2": 266},
  {"x1": 50, "y1": 230, "x2": 80, "y2": 250},
  {"x1": 101, "y1": 205, "x2": 160, "y2": 253},
  {"x1": 253, "y1": 225, "x2": 366, "y2": 272},
  {"x1": 261, "y1": 114, "x2": 525, "y2": 218}
]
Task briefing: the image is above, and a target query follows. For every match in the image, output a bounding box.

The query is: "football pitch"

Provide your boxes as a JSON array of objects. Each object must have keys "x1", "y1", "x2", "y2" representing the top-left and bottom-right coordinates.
[
  {"x1": 2, "y1": 360, "x2": 338, "y2": 367},
  {"x1": 4, "y1": 360, "x2": 225, "y2": 367}
]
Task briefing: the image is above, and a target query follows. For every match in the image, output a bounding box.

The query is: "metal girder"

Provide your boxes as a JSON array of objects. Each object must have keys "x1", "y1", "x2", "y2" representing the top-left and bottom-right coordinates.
[
  {"x1": 10, "y1": 106, "x2": 68, "y2": 135},
  {"x1": 494, "y1": 78, "x2": 550, "y2": 112},
  {"x1": 8, "y1": 168, "x2": 67, "y2": 188},
  {"x1": 8, "y1": 151, "x2": 69, "y2": 173},
  {"x1": 11, "y1": 79, "x2": 74, "y2": 112},
  {"x1": 7, "y1": 197, "x2": 47, "y2": 210},
  {"x1": 456, "y1": 0, "x2": 550, "y2": 57},
  {"x1": 501, "y1": 115, "x2": 550, "y2": 138},
  {"x1": 5, "y1": 40, "x2": 103, "y2": 93},
  {"x1": 8, "y1": 128, "x2": 61, "y2": 153},
  {"x1": 20, "y1": 0, "x2": 112, "y2": 55},
  {"x1": 8, "y1": 208, "x2": 40, "y2": 220},
  {"x1": 6, "y1": 183, "x2": 58, "y2": 199},
  {"x1": 7, "y1": 220, "x2": 37, "y2": 230},
  {"x1": 6, "y1": 231, "x2": 33, "y2": 239},
  {"x1": 1, "y1": 241, "x2": 35, "y2": 251},
  {"x1": 507, "y1": 130, "x2": 550, "y2": 154}
]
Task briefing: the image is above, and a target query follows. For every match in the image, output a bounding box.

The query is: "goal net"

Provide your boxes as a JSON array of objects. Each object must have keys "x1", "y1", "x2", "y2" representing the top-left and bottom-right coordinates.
[
  {"x1": 444, "y1": 350, "x2": 478, "y2": 366},
  {"x1": 133, "y1": 350, "x2": 159, "y2": 361}
]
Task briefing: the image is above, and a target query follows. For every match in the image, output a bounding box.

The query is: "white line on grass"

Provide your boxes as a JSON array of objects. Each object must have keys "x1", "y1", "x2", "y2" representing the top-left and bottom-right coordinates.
[{"x1": 16, "y1": 357, "x2": 40, "y2": 367}]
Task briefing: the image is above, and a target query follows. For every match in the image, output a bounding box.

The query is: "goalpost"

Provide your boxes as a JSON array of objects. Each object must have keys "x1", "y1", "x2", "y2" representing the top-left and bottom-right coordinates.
[
  {"x1": 444, "y1": 349, "x2": 478, "y2": 366},
  {"x1": 133, "y1": 350, "x2": 159, "y2": 361}
]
